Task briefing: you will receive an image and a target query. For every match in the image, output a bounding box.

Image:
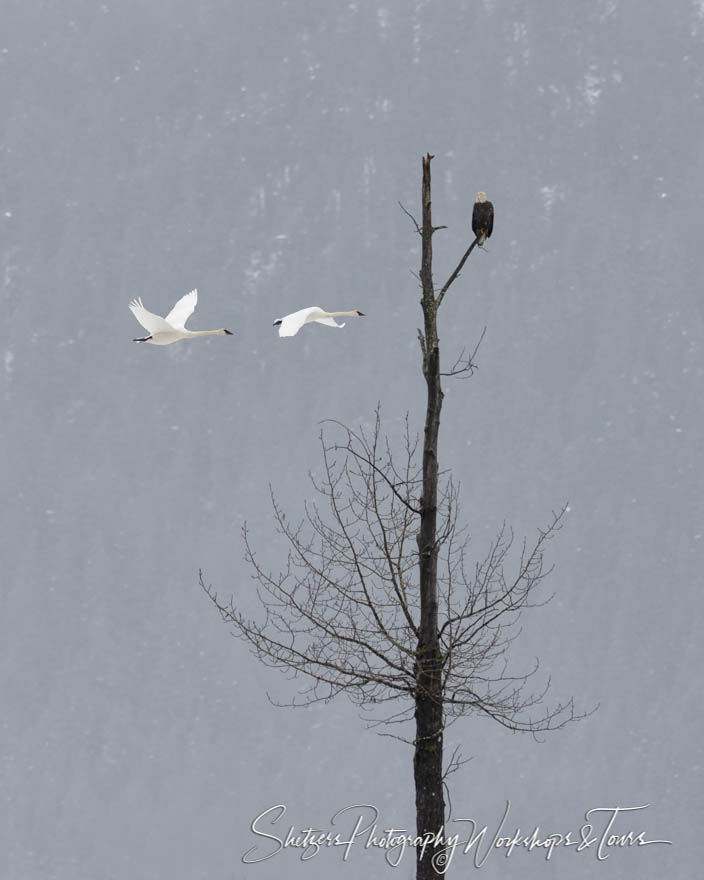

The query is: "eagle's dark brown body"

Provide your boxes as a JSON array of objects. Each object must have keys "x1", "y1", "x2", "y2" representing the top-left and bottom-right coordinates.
[{"x1": 472, "y1": 193, "x2": 494, "y2": 245}]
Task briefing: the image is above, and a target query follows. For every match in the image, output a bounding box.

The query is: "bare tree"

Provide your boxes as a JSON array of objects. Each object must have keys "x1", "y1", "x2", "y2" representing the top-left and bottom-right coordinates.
[{"x1": 202, "y1": 154, "x2": 587, "y2": 879}]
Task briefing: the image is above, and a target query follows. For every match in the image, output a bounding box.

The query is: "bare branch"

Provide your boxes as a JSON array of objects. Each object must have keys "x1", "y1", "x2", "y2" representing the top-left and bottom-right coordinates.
[
  {"x1": 324, "y1": 417, "x2": 421, "y2": 515},
  {"x1": 436, "y1": 238, "x2": 479, "y2": 307},
  {"x1": 399, "y1": 200, "x2": 422, "y2": 235}
]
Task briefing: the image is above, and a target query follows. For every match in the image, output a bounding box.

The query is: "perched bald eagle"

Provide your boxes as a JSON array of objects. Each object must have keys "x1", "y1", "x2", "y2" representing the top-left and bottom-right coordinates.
[{"x1": 472, "y1": 192, "x2": 494, "y2": 245}]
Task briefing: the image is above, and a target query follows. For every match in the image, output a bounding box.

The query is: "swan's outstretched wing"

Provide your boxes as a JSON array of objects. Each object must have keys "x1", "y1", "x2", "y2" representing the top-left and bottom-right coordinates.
[
  {"x1": 313, "y1": 316, "x2": 345, "y2": 329},
  {"x1": 129, "y1": 298, "x2": 174, "y2": 333},
  {"x1": 165, "y1": 289, "x2": 198, "y2": 329}
]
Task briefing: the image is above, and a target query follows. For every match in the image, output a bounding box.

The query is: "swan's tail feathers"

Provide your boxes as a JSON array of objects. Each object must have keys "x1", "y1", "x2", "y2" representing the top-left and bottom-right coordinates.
[{"x1": 133, "y1": 335, "x2": 152, "y2": 342}]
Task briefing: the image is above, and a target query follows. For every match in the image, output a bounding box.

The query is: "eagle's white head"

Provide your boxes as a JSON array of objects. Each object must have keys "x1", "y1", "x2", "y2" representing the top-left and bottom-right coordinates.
[{"x1": 476, "y1": 191, "x2": 488, "y2": 203}]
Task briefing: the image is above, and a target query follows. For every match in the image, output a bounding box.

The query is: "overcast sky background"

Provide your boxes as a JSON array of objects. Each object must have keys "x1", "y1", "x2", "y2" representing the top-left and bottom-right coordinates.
[{"x1": 2, "y1": 1, "x2": 702, "y2": 878}]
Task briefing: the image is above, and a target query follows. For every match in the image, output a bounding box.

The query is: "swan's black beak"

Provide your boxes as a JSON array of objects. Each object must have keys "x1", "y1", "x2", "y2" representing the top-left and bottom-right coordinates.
[
  {"x1": 224, "y1": 329, "x2": 233, "y2": 335},
  {"x1": 273, "y1": 320, "x2": 282, "y2": 327},
  {"x1": 358, "y1": 311, "x2": 366, "y2": 316}
]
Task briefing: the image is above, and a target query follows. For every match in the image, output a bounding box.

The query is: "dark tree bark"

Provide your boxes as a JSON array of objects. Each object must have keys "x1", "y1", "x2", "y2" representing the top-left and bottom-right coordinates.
[{"x1": 414, "y1": 154, "x2": 446, "y2": 879}]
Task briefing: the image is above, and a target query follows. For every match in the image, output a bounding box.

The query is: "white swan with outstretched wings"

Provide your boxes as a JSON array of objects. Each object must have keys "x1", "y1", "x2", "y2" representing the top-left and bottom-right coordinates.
[
  {"x1": 273, "y1": 306, "x2": 365, "y2": 338},
  {"x1": 129, "y1": 289, "x2": 232, "y2": 345}
]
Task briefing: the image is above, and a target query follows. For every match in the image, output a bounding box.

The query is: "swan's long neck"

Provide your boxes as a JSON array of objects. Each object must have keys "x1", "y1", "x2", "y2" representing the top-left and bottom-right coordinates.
[
  {"x1": 184, "y1": 328, "x2": 231, "y2": 337},
  {"x1": 327, "y1": 311, "x2": 360, "y2": 318}
]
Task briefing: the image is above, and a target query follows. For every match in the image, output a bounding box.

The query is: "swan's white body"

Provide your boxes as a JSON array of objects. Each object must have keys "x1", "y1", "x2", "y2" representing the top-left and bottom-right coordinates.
[
  {"x1": 273, "y1": 306, "x2": 365, "y2": 338},
  {"x1": 129, "y1": 289, "x2": 232, "y2": 345}
]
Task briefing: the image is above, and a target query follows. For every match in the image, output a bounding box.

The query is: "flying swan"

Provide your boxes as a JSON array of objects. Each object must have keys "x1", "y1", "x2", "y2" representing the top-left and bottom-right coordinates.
[
  {"x1": 129, "y1": 289, "x2": 233, "y2": 345},
  {"x1": 273, "y1": 306, "x2": 365, "y2": 338}
]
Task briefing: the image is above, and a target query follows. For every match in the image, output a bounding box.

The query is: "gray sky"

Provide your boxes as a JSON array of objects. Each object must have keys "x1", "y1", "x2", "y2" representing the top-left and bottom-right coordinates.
[{"x1": 1, "y1": 1, "x2": 701, "y2": 877}]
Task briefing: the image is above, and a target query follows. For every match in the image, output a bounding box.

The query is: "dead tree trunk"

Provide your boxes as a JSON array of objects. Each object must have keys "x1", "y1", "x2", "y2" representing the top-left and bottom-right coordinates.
[{"x1": 414, "y1": 153, "x2": 446, "y2": 879}]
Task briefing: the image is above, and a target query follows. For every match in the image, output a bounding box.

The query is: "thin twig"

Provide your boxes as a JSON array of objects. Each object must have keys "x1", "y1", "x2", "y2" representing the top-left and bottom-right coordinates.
[{"x1": 440, "y1": 327, "x2": 487, "y2": 378}]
